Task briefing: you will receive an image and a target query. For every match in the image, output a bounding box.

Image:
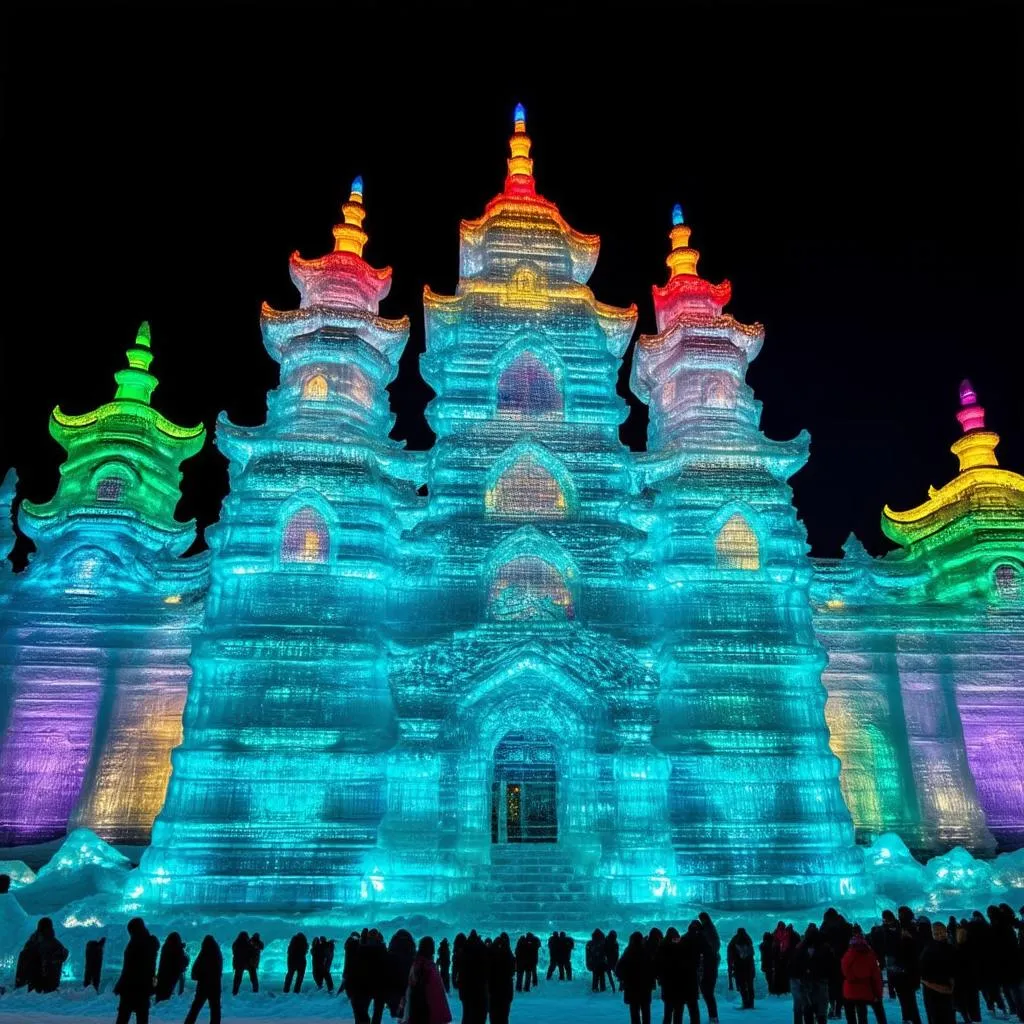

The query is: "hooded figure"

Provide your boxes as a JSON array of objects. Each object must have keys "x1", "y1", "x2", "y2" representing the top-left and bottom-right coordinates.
[
  {"x1": 842, "y1": 932, "x2": 883, "y2": 1024},
  {"x1": 154, "y1": 931, "x2": 189, "y2": 1001},
  {"x1": 616, "y1": 930, "x2": 658, "y2": 1023},
  {"x1": 401, "y1": 936, "x2": 453, "y2": 1024},
  {"x1": 728, "y1": 928, "x2": 757, "y2": 1010},
  {"x1": 18, "y1": 917, "x2": 69, "y2": 993},
  {"x1": 113, "y1": 916, "x2": 160, "y2": 1024},
  {"x1": 184, "y1": 935, "x2": 222, "y2": 1024}
]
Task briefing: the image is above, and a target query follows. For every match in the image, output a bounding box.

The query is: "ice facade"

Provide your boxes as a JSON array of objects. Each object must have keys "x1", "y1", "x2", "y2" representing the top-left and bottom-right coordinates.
[{"x1": 0, "y1": 109, "x2": 1021, "y2": 918}]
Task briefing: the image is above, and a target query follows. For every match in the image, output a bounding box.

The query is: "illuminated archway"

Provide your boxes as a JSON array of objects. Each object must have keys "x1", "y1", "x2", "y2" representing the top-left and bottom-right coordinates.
[
  {"x1": 488, "y1": 555, "x2": 574, "y2": 621},
  {"x1": 302, "y1": 374, "x2": 329, "y2": 401},
  {"x1": 497, "y1": 352, "x2": 563, "y2": 420},
  {"x1": 715, "y1": 513, "x2": 760, "y2": 570},
  {"x1": 486, "y1": 454, "x2": 567, "y2": 518},
  {"x1": 281, "y1": 506, "x2": 330, "y2": 565}
]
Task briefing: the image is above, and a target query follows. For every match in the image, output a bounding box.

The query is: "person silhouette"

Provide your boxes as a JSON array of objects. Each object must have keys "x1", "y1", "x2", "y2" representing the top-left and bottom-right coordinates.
[{"x1": 184, "y1": 935, "x2": 222, "y2": 1024}]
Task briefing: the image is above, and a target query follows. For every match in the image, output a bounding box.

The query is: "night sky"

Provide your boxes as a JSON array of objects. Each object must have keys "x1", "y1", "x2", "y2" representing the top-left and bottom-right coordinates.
[{"x1": 2, "y1": 6, "x2": 1021, "y2": 566}]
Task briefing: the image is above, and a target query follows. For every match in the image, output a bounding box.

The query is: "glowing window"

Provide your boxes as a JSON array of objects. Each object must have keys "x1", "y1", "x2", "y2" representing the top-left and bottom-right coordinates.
[
  {"x1": 497, "y1": 353, "x2": 563, "y2": 420},
  {"x1": 486, "y1": 456, "x2": 567, "y2": 518},
  {"x1": 994, "y1": 564, "x2": 1020, "y2": 603},
  {"x1": 96, "y1": 477, "x2": 125, "y2": 502},
  {"x1": 281, "y1": 507, "x2": 329, "y2": 565},
  {"x1": 705, "y1": 377, "x2": 737, "y2": 409},
  {"x1": 302, "y1": 374, "x2": 329, "y2": 400},
  {"x1": 489, "y1": 556, "x2": 574, "y2": 622},
  {"x1": 715, "y1": 514, "x2": 760, "y2": 570}
]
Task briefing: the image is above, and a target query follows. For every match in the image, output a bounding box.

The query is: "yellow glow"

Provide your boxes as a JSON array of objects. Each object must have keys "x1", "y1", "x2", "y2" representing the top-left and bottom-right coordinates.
[
  {"x1": 163, "y1": 594, "x2": 182, "y2": 605},
  {"x1": 301, "y1": 530, "x2": 322, "y2": 562},
  {"x1": 302, "y1": 374, "x2": 329, "y2": 400},
  {"x1": 826, "y1": 598, "x2": 844, "y2": 610},
  {"x1": 715, "y1": 514, "x2": 760, "y2": 570},
  {"x1": 951, "y1": 430, "x2": 1000, "y2": 472},
  {"x1": 883, "y1": 465, "x2": 1024, "y2": 525}
]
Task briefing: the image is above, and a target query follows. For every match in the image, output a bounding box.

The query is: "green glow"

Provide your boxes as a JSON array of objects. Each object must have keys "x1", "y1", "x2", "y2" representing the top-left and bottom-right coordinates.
[{"x1": 20, "y1": 322, "x2": 205, "y2": 552}]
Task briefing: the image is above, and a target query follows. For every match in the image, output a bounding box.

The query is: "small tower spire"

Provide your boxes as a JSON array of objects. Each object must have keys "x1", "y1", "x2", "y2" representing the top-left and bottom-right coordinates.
[
  {"x1": 113, "y1": 320, "x2": 158, "y2": 405},
  {"x1": 504, "y1": 102, "x2": 535, "y2": 196},
  {"x1": 951, "y1": 379, "x2": 1000, "y2": 471},
  {"x1": 666, "y1": 203, "x2": 700, "y2": 279},
  {"x1": 332, "y1": 175, "x2": 369, "y2": 257},
  {"x1": 956, "y1": 379, "x2": 986, "y2": 433}
]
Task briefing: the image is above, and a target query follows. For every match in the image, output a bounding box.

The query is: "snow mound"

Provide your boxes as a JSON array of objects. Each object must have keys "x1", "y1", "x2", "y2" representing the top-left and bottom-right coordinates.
[
  {"x1": 0, "y1": 859, "x2": 36, "y2": 888},
  {"x1": 921, "y1": 846, "x2": 995, "y2": 895},
  {"x1": 15, "y1": 830, "x2": 133, "y2": 916},
  {"x1": 860, "y1": 833, "x2": 926, "y2": 900},
  {"x1": 36, "y1": 829, "x2": 132, "y2": 876},
  {"x1": 991, "y1": 847, "x2": 1024, "y2": 890}
]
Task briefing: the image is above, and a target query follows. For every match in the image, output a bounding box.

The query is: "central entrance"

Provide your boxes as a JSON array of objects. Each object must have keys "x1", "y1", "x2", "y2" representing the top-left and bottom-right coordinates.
[{"x1": 490, "y1": 730, "x2": 557, "y2": 843}]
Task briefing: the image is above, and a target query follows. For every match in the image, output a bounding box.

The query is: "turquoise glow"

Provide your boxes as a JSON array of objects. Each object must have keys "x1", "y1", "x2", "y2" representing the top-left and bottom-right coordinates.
[{"x1": 672, "y1": 202, "x2": 684, "y2": 226}]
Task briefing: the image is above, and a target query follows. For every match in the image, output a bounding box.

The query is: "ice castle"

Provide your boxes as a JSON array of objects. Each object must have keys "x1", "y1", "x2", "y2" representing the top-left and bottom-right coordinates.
[{"x1": 1, "y1": 107, "x2": 1021, "y2": 918}]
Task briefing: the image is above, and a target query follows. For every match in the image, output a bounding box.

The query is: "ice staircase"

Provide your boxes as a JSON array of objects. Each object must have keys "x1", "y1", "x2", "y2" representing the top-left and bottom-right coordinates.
[{"x1": 466, "y1": 844, "x2": 607, "y2": 932}]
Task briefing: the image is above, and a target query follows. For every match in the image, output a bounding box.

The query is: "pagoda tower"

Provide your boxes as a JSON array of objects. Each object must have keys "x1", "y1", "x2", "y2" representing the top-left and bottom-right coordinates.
[
  {"x1": 0, "y1": 323, "x2": 206, "y2": 844},
  {"x1": 631, "y1": 209, "x2": 865, "y2": 905},
  {"x1": 379, "y1": 105, "x2": 672, "y2": 920},
  {"x1": 874, "y1": 381, "x2": 1024, "y2": 847},
  {"x1": 138, "y1": 178, "x2": 417, "y2": 909}
]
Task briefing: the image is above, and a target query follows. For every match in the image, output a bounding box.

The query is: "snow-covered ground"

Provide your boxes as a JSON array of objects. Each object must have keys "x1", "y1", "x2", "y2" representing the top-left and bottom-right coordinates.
[
  {"x1": 0, "y1": 975, "x2": 978, "y2": 1024},
  {"x1": 1, "y1": 828, "x2": 1022, "y2": 1023}
]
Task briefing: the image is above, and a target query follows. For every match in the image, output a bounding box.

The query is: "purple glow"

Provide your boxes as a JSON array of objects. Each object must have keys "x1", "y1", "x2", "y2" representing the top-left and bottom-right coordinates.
[{"x1": 0, "y1": 656, "x2": 104, "y2": 844}]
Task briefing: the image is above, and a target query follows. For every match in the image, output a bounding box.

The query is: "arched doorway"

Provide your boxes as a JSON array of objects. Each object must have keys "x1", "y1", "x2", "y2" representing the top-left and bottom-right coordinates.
[{"x1": 490, "y1": 731, "x2": 557, "y2": 843}]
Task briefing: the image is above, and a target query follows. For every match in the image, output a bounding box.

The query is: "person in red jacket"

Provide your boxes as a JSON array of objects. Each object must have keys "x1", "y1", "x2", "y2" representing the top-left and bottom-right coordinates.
[{"x1": 842, "y1": 930, "x2": 883, "y2": 1024}]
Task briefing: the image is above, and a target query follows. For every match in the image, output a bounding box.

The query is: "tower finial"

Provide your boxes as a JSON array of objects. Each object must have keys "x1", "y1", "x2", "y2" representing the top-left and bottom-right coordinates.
[
  {"x1": 505, "y1": 103, "x2": 535, "y2": 196},
  {"x1": 333, "y1": 175, "x2": 369, "y2": 257},
  {"x1": 951, "y1": 378, "x2": 1001, "y2": 471},
  {"x1": 957, "y1": 378, "x2": 986, "y2": 433},
  {"x1": 666, "y1": 202, "x2": 699, "y2": 278},
  {"x1": 115, "y1": 321, "x2": 158, "y2": 404}
]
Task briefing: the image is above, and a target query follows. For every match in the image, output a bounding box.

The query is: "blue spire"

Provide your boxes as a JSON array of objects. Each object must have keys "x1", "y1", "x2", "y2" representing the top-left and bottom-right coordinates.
[
  {"x1": 672, "y1": 203, "x2": 685, "y2": 227},
  {"x1": 351, "y1": 175, "x2": 364, "y2": 198},
  {"x1": 514, "y1": 102, "x2": 527, "y2": 126}
]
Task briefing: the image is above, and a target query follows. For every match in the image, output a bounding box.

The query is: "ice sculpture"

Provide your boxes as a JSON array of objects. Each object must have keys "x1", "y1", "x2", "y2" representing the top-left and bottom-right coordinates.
[
  {"x1": 137, "y1": 177, "x2": 417, "y2": 909},
  {"x1": 814, "y1": 381, "x2": 1024, "y2": 850},
  {"x1": 0, "y1": 323, "x2": 207, "y2": 845},
  {"x1": 1, "y1": 106, "x2": 1021, "y2": 919},
  {"x1": 133, "y1": 106, "x2": 867, "y2": 917},
  {"x1": 630, "y1": 204, "x2": 864, "y2": 905}
]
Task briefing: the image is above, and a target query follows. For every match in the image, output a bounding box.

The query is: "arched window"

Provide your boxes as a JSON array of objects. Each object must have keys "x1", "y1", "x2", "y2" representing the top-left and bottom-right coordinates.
[
  {"x1": 302, "y1": 374, "x2": 329, "y2": 401},
  {"x1": 497, "y1": 353, "x2": 563, "y2": 420},
  {"x1": 486, "y1": 456, "x2": 567, "y2": 518},
  {"x1": 281, "y1": 506, "x2": 329, "y2": 564},
  {"x1": 705, "y1": 376, "x2": 737, "y2": 409},
  {"x1": 96, "y1": 477, "x2": 125, "y2": 502},
  {"x1": 994, "y1": 564, "x2": 1020, "y2": 603},
  {"x1": 488, "y1": 556, "x2": 574, "y2": 622},
  {"x1": 715, "y1": 514, "x2": 760, "y2": 570}
]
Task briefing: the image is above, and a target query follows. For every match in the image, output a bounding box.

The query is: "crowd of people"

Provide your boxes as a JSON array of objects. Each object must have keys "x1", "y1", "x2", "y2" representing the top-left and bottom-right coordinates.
[{"x1": 3, "y1": 868, "x2": 1024, "y2": 1024}]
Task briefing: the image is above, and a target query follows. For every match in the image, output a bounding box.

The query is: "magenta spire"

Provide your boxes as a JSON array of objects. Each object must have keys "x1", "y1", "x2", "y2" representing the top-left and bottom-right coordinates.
[{"x1": 956, "y1": 379, "x2": 986, "y2": 433}]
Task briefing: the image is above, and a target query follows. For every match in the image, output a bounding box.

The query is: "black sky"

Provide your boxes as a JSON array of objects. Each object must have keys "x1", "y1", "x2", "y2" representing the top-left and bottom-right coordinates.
[{"x1": 2, "y1": 5, "x2": 1021, "y2": 564}]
